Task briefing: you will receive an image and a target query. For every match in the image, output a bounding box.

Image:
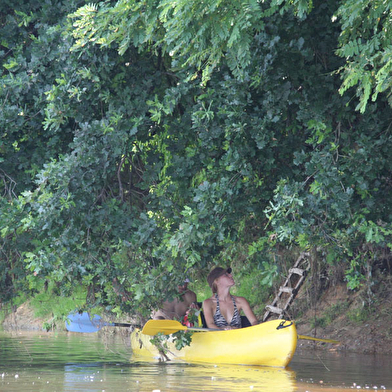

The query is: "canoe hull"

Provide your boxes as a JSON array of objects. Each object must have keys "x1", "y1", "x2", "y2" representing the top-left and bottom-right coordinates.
[{"x1": 131, "y1": 319, "x2": 297, "y2": 367}]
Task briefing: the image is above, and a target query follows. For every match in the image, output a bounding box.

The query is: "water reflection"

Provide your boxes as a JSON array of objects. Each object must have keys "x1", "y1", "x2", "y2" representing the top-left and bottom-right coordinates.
[
  {"x1": 0, "y1": 329, "x2": 391, "y2": 392},
  {"x1": 129, "y1": 361, "x2": 296, "y2": 391},
  {"x1": 64, "y1": 363, "x2": 102, "y2": 391}
]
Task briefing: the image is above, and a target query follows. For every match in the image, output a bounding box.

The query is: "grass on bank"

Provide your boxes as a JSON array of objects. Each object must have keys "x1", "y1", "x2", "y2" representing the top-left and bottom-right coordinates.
[{"x1": 0, "y1": 282, "x2": 86, "y2": 330}]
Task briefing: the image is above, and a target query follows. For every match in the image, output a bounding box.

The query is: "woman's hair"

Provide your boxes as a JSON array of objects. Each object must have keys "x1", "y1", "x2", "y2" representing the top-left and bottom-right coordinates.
[{"x1": 207, "y1": 266, "x2": 232, "y2": 293}]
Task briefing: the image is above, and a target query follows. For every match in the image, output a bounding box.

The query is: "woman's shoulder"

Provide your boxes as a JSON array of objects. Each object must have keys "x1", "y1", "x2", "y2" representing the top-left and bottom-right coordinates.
[
  {"x1": 202, "y1": 296, "x2": 215, "y2": 306},
  {"x1": 232, "y1": 295, "x2": 250, "y2": 305}
]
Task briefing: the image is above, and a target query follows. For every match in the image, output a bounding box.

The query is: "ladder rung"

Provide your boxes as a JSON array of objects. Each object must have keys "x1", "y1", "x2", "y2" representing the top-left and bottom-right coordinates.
[
  {"x1": 279, "y1": 287, "x2": 297, "y2": 295},
  {"x1": 265, "y1": 305, "x2": 284, "y2": 314},
  {"x1": 289, "y1": 267, "x2": 306, "y2": 276}
]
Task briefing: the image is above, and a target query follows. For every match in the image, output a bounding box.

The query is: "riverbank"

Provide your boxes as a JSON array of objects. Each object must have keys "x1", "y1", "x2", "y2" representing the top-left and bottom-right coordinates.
[
  {"x1": 2, "y1": 281, "x2": 392, "y2": 355},
  {"x1": 294, "y1": 282, "x2": 392, "y2": 355}
]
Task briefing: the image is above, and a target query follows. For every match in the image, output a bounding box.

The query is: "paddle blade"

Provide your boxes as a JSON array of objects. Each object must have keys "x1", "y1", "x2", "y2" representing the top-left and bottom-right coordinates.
[
  {"x1": 65, "y1": 312, "x2": 113, "y2": 333},
  {"x1": 298, "y1": 335, "x2": 340, "y2": 344},
  {"x1": 141, "y1": 320, "x2": 188, "y2": 336}
]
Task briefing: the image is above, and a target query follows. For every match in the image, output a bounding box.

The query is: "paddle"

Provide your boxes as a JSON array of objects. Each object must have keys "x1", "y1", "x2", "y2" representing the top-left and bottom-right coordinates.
[
  {"x1": 65, "y1": 312, "x2": 132, "y2": 333},
  {"x1": 141, "y1": 319, "x2": 219, "y2": 336},
  {"x1": 298, "y1": 335, "x2": 340, "y2": 344}
]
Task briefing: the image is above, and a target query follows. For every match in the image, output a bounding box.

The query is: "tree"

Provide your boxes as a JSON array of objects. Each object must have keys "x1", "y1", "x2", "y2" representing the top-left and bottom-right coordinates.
[
  {"x1": 0, "y1": 0, "x2": 87, "y2": 303},
  {"x1": 336, "y1": 0, "x2": 392, "y2": 113},
  {"x1": 1, "y1": 0, "x2": 391, "y2": 320}
]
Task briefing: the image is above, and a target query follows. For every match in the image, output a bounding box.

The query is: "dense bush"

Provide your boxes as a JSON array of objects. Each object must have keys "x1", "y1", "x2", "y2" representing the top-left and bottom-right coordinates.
[{"x1": 1, "y1": 0, "x2": 391, "y2": 319}]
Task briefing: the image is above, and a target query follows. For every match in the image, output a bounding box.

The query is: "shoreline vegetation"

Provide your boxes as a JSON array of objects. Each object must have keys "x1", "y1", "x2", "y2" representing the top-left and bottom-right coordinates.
[{"x1": 2, "y1": 265, "x2": 391, "y2": 356}]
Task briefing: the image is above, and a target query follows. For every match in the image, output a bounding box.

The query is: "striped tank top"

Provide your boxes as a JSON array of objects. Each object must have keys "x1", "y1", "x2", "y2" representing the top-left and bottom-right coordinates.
[{"x1": 213, "y1": 294, "x2": 242, "y2": 328}]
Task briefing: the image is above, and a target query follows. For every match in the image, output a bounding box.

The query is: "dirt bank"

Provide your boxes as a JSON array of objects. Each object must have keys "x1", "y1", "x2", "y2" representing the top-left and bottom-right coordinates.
[
  {"x1": 294, "y1": 283, "x2": 392, "y2": 355},
  {"x1": 2, "y1": 303, "x2": 46, "y2": 331}
]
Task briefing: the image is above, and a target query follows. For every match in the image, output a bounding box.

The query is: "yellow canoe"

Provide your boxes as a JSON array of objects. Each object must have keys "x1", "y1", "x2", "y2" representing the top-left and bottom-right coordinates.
[{"x1": 131, "y1": 319, "x2": 297, "y2": 367}]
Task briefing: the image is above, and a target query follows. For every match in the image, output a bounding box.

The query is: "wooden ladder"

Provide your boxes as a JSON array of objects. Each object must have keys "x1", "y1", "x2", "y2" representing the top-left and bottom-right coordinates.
[{"x1": 262, "y1": 252, "x2": 310, "y2": 322}]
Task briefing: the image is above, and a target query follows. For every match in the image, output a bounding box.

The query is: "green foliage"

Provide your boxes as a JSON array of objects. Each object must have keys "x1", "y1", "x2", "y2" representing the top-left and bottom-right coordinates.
[
  {"x1": 336, "y1": 0, "x2": 392, "y2": 112},
  {"x1": 0, "y1": 282, "x2": 86, "y2": 330},
  {"x1": 233, "y1": 266, "x2": 277, "y2": 308},
  {"x1": 149, "y1": 333, "x2": 170, "y2": 356},
  {"x1": 69, "y1": 0, "x2": 265, "y2": 83},
  {"x1": 149, "y1": 330, "x2": 193, "y2": 353},
  {"x1": 172, "y1": 330, "x2": 193, "y2": 350},
  {"x1": 310, "y1": 301, "x2": 350, "y2": 328},
  {"x1": 1, "y1": 0, "x2": 392, "y2": 322},
  {"x1": 347, "y1": 305, "x2": 373, "y2": 324},
  {"x1": 29, "y1": 282, "x2": 86, "y2": 319}
]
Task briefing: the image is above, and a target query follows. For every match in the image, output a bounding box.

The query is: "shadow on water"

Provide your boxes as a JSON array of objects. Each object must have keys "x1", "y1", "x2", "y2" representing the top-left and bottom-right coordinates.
[
  {"x1": 0, "y1": 330, "x2": 391, "y2": 391},
  {"x1": 290, "y1": 347, "x2": 392, "y2": 391}
]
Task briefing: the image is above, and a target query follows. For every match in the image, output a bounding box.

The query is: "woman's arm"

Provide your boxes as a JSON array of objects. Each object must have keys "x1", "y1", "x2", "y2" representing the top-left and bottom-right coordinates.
[{"x1": 236, "y1": 296, "x2": 258, "y2": 326}]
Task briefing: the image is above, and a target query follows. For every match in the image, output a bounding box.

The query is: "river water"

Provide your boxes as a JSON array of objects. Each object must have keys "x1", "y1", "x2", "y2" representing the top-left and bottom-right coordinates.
[{"x1": 0, "y1": 329, "x2": 391, "y2": 392}]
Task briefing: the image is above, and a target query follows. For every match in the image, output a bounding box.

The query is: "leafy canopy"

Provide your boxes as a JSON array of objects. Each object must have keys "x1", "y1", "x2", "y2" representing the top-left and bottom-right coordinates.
[{"x1": 1, "y1": 0, "x2": 392, "y2": 320}]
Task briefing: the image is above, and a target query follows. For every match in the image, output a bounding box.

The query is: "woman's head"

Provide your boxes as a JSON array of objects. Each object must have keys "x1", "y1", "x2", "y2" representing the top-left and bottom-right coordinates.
[{"x1": 207, "y1": 267, "x2": 232, "y2": 293}]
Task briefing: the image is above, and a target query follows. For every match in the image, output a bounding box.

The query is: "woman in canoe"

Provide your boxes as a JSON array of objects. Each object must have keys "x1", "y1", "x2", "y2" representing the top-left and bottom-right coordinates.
[{"x1": 203, "y1": 267, "x2": 258, "y2": 330}]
